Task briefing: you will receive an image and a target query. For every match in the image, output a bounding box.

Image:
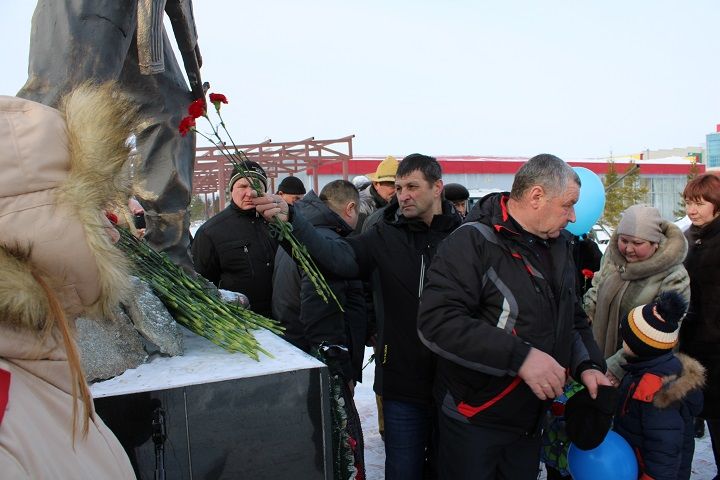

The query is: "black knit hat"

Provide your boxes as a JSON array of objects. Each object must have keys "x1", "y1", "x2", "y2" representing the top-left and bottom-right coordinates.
[
  {"x1": 620, "y1": 291, "x2": 687, "y2": 358},
  {"x1": 229, "y1": 161, "x2": 268, "y2": 192},
  {"x1": 444, "y1": 183, "x2": 470, "y2": 202},
  {"x1": 277, "y1": 176, "x2": 306, "y2": 195},
  {"x1": 565, "y1": 385, "x2": 619, "y2": 450}
]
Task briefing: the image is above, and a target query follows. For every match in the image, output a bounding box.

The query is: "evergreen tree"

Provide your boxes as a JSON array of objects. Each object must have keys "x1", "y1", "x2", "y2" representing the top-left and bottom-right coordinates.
[
  {"x1": 209, "y1": 195, "x2": 220, "y2": 216},
  {"x1": 601, "y1": 160, "x2": 624, "y2": 228},
  {"x1": 601, "y1": 160, "x2": 649, "y2": 229},
  {"x1": 619, "y1": 160, "x2": 649, "y2": 208},
  {"x1": 189, "y1": 194, "x2": 208, "y2": 222},
  {"x1": 673, "y1": 159, "x2": 700, "y2": 218}
]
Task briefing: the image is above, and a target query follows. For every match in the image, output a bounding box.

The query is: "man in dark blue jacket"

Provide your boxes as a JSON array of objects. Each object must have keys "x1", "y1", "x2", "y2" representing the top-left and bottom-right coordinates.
[
  {"x1": 255, "y1": 154, "x2": 462, "y2": 480},
  {"x1": 417, "y1": 154, "x2": 608, "y2": 480}
]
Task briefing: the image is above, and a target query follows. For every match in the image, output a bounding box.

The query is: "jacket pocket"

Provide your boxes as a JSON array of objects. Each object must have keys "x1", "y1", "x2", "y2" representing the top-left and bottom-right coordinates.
[
  {"x1": 456, "y1": 376, "x2": 523, "y2": 418},
  {"x1": 444, "y1": 367, "x2": 538, "y2": 428}
]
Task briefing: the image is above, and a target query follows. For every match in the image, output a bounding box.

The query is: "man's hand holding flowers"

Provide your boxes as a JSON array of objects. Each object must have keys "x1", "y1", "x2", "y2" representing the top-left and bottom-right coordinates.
[{"x1": 252, "y1": 193, "x2": 289, "y2": 222}]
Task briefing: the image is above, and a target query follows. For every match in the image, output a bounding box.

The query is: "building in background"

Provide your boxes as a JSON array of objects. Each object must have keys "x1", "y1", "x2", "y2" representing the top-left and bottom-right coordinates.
[
  {"x1": 192, "y1": 151, "x2": 704, "y2": 222},
  {"x1": 706, "y1": 125, "x2": 720, "y2": 170},
  {"x1": 301, "y1": 155, "x2": 703, "y2": 221}
]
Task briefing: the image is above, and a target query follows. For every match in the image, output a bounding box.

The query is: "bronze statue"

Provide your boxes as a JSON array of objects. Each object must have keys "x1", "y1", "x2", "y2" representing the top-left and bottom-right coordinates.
[{"x1": 18, "y1": 0, "x2": 203, "y2": 270}]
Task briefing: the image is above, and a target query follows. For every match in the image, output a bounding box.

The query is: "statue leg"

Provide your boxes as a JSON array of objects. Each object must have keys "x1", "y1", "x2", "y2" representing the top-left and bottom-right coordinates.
[
  {"x1": 17, "y1": 0, "x2": 137, "y2": 105},
  {"x1": 120, "y1": 31, "x2": 196, "y2": 271},
  {"x1": 18, "y1": 0, "x2": 195, "y2": 271}
]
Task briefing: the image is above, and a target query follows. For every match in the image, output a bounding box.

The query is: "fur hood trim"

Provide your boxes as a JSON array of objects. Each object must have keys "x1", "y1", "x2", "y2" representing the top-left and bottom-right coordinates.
[
  {"x1": 0, "y1": 82, "x2": 139, "y2": 329},
  {"x1": 654, "y1": 353, "x2": 706, "y2": 408},
  {"x1": 57, "y1": 82, "x2": 138, "y2": 318},
  {"x1": 0, "y1": 247, "x2": 49, "y2": 330}
]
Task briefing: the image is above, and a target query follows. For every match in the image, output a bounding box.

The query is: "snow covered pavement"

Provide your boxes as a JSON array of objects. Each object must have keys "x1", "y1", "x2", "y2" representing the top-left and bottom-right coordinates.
[{"x1": 355, "y1": 347, "x2": 717, "y2": 479}]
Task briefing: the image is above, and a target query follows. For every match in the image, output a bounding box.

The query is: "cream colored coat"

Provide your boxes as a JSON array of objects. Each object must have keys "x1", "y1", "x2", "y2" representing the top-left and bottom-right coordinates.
[
  {"x1": 0, "y1": 329, "x2": 135, "y2": 479},
  {"x1": 0, "y1": 87, "x2": 137, "y2": 478},
  {"x1": 583, "y1": 221, "x2": 690, "y2": 378}
]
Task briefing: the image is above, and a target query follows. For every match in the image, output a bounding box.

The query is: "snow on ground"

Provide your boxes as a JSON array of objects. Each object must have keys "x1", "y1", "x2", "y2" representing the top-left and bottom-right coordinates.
[{"x1": 355, "y1": 347, "x2": 717, "y2": 479}]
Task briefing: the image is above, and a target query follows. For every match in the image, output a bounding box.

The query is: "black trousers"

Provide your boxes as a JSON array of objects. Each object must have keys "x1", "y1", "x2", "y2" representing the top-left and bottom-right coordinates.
[
  {"x1": 437, "y1": 411, "x2": 541, "y2": 480},
  {"x1": 545, "y1": 465, "x2": 569, "y2": 480}
]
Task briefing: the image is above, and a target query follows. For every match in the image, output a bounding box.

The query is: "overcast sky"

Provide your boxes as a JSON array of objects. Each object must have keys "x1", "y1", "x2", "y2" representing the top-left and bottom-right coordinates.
[{"x1": 2, "y1": 1, "x2": 718, "y2": 159}]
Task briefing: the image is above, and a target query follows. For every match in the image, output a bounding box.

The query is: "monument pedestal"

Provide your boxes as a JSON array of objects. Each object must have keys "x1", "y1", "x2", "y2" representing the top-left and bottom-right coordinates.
[{"x1": 91, "y1": 327, "x2": 332, "y2": 480}]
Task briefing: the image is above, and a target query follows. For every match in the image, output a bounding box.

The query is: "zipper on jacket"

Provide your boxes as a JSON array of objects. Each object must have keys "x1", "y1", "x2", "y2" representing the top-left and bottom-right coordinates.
[
  {"x1": 255, "y1": 216, "x2": 275, "y2": 269},
  {"x1": 418, "y1": 253, "x2": 426, "y2": 298},
  {"x1": 552, "y1": 246, "x2": 575, "y2": 347},
  {"x1": 512, "y1": 251, "x2": 542, "y2": 294},
  {"x1": 621, "y1": 381, "x2": 636, "y2": 415},
  {"x1": 514, "y1": 246, "x2": 560, "y2": 348},
  {"x1": 522, "y1": 241, "x2": 564, "y2": 347},
  {"x1": 244, "y1": 245, "x2": 255, "y2": 276}
]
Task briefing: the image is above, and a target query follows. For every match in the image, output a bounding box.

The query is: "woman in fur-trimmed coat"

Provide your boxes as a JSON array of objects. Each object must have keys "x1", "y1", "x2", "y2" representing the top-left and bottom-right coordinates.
[
  {"x1": 0, "y1": 84, "x2": 137, "y2": 479},
  {"x1": 583, "y1": 208, "x2": 690, "y2": 381}
]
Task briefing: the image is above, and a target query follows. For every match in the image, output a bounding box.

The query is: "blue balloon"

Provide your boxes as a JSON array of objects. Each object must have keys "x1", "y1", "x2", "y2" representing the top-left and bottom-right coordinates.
[
  {"x1": 567, "y1": 431, "x2": 638, "y2": 480},
  {"x1": 567, "y1": 167, "x2": 606, "y2": 236}
]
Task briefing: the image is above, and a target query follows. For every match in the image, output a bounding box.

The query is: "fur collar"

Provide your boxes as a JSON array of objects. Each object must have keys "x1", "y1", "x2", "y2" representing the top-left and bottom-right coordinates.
[
  {"x1": 654, "y1": 353, "x2": 706, "y2": 408},
  {"x1": 605, "y1": 220, "x2": 687, "y2": 281}
]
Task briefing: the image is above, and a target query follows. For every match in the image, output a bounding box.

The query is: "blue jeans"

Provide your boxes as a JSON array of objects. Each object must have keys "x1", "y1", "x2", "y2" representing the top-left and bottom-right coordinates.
[{"x1": 383, "y1": 399, "x2": 434, "y2": 480}]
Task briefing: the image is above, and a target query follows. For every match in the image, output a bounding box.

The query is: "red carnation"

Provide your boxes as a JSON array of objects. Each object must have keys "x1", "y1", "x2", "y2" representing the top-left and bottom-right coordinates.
[
  {"x1": 581, "y1": 268, "x2": 594, "y2": 280},
  {"x1": 105, "y1": 211, "x2": 119, "y2": 225},
  {"x1": 209, "y1": 93, "x2": 228, "y2": 104},
  {"x1": 178, "y1": 116, "x2": 196, "y2": 137},
  {"x1": 209, "y1": 92, "x2": 228, "y2": 111},
  {"x1": 188, "y1": 98, "x2": 206, "y2": 119}
]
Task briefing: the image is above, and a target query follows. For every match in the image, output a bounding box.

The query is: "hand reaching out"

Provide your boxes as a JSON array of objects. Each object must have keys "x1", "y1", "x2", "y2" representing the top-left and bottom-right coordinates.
[{"x1": 582, "y1": 369, "x2": 613, "y2": 399}]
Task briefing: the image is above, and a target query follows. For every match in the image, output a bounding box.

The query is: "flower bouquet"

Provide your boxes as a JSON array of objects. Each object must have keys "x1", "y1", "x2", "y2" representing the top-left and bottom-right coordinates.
[
  {"x1": 117, "y1": 226, "x2": 282, "y2": 359},
  {"x1": 180, "y1": 93, "x2": 342, "y2": 311}
]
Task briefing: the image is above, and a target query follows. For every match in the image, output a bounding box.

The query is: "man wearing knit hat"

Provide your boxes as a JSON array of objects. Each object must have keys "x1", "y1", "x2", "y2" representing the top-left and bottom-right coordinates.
[
  {"x1": 192, "y1": 162, "x2": 279, "y2": 317},
  {"x1": 276, "y1": 176, "x2": 307, "y2": 205},
  {"x1": 614, "y1": 292, "x2": 705, "y2": 480}
]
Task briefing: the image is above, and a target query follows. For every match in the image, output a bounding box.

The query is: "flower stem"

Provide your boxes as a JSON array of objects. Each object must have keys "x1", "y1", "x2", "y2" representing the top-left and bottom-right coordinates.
[
  {"x1": 117, "y1": 227, "x2": 281, "y2": 358},
  {"x1": 192, "y1": 99, "x2": 343, "y2": 312}
]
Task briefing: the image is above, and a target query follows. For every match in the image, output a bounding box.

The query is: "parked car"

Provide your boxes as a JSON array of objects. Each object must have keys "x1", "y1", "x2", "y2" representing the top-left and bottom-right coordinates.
[
  {"x1": 588, "y1": 224, "x2": 613, "y2": 254},
  {"x1": 674, "y1": 215, "x2": 691, "y2": 232}
]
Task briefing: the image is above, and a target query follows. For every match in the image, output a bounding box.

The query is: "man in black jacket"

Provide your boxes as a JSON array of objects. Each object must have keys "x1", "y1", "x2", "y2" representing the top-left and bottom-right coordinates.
[
  {"x1": 191, "y1": 162, "x2": 279, "y2": 318},
  {"x1": 417, "y1": 154, "x2": 609, "y2": 480},
  {"x1": 255, "y1": 154, "x2": 462, "y2": 480},
  {"x1": 272, "y1": 180, "x2": 367, "y2": 477},
  {"x1": 272, "y1": 180, "x2": 366, "y2": 383}
]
